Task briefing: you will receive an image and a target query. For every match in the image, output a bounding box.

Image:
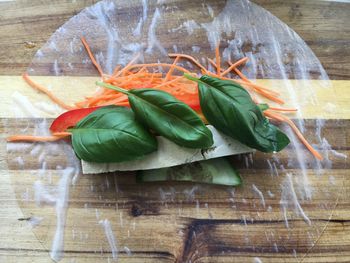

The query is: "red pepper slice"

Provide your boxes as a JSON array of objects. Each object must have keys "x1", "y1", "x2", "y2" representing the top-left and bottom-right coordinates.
[
  {"x1": 50, "y1": 107, "x2": 101, "y2": 133},
  {"x1": 174, "y1": 93, "x2": 201, "y2": 111}
]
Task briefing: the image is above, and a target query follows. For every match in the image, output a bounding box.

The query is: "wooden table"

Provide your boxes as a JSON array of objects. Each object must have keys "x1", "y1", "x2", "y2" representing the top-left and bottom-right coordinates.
[{"x1": 0, "y1": 1, "x2": 349, "y2": 262}]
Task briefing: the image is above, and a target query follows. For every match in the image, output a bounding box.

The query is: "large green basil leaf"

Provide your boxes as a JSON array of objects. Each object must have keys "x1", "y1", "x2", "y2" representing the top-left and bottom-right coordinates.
[
  {"x1": 70, "y1": 105, "x2": 157, "y2": 163},
  {"x1": 128, "y1": 89, "x2": 213, "y2": 148},
  {"x1": 96, "y1": 82, "x2": 213, "y2": 149},
  {"x1": 195, "y1": 75, "x2": 290, "y2": 152}
]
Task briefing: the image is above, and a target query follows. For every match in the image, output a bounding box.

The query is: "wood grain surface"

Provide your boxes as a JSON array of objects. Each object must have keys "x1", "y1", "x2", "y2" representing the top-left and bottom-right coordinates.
[
  {"x1": 0, "y1": 0, "x2": 349, "y2": 79},
  {"x1": 0, "y1": 1, "x2": 349, "y2": 263}
]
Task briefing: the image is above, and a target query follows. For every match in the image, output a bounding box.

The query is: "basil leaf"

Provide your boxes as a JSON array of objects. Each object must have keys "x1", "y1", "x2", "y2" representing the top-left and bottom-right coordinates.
[
  {"x1": 258, "y1": 103, "x2": 269, "y2": 111},
  {"x1": 70, "y1": 105, "x2": 157, "y2": 163},
  {"x1": 137, "y1": 157, "x2": 242, "y2": 186},
  {"x1": 96, "y1": 82, "x2": 213, "y2": 149},
  {"x1": 193, "y1": 75, "x2": 290, "y2": 152},
  {"x1": 128, "y1": 89, "x2": 213, "y2": 148}
]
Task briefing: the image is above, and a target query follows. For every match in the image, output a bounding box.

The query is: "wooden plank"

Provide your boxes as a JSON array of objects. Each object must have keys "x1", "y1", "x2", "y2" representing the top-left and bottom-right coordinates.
[
  {"x1": 0, "y1": 76, "x2": 349, "y2": 119},
  {"x1": 0, "y1": 166, "x2": 349, "y2": 262},
  {"x1": 252, "y1": 0, "x2": 350, "y2": 80},
  {"x1": 0, "y1": 0, "x2": 349, "y2": 79}
]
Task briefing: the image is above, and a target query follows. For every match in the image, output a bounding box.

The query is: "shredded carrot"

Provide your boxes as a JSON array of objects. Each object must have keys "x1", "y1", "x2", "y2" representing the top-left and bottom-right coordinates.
[
  {"x1": 232, "y1": 68, "x2": 249, "y2": 82},
  {"x1": 226, "y1": 61, "x2": 280, "y2": 97},
  {"x1": 87, "y1": 94, "x2": 127, "y2": 107},
  {"x1": 105, "y1": 71, "x2": 142, "y2": 84},
  {"x1": 7, "y1": 132, "x2": 71, "y2": 142},
  {"x1": 168, "y1": 53, "x2": 208, "y2": 74},
  {"x1": 112, "y1": 65, "x2": 121, "y2": 76},
  {"x1": 264, "y1": 111, "x2": 285, "y2": 122},
  {"x1": 74, "y1": 101, "x2": 88, "y2": 108},
  {"x1": 80, "y1": 37, "x2": 104, "y2": 78},
  {"x1": 113, "y1": 53, "x2": 141, "y2": 77},
  {"x1": 215, "y1": 42, "x2": 221, "y2": 75},
  {"x1": 127, "y1": 63, "x2": 191, "y2": 74},
  {"x1": 165, "y1": 56, "x2": 180, "y2": 81},
  {"x1": 207, "y1": 58, "x2": 224, "y2": 73},
  {"x1": 269, "y1": 107, "x2": 297, "y2": 112},
  {"x1": 153, "y1": 76, "x2": 184, "y2": 89},
  {"x1": 220, "y1": 57, "x2": 249, "y2": 77},
  {"x1": 22, "y1": 73, "x2": 75, "y2": 110},
  {"x1": 264, "y1": 110, "x2": 323, "y2": 160}
]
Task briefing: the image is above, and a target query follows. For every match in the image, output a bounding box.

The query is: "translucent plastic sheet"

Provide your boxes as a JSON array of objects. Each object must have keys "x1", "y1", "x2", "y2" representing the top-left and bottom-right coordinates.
[{"x1": 6, "y1": 0, "x2": 347, "y2": 262}]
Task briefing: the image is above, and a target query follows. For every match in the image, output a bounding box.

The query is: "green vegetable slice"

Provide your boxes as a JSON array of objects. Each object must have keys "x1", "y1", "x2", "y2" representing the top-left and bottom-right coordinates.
[
  {"x1": 70, "y1": 105, "x2": 157, "y2": 163},
  {"x1": 96, "y1": 82, "x2": 213, "y2": 149},
  {"x1": 185, "y1": 74, "x2": 290, "y2": 152},
  {"x1": 136, "y1": 157, "x2": 242, "y2": 186}
]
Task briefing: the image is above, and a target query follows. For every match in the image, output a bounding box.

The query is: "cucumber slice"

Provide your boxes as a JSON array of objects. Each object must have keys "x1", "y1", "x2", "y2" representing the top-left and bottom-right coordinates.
[{"x1": 136, "y1": 157, "x2": 242, "y2": 186}]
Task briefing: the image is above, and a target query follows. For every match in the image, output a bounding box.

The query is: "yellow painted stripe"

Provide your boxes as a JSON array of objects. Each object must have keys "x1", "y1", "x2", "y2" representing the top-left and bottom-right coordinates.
[{"x1": 0, "y1": 76, "x2": 349, "y2": 119}]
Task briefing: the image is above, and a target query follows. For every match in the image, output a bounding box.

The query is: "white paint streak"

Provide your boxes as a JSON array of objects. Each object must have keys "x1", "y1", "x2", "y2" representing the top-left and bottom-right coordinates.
[
  {"x1": 12, "y1": 91, "x2": 40, "y2": 118},
  {"x1": 53, "y1": 59, "x2": 60, "y2": 76},
  {"x1": 50, "y1": 167, "x2": 73, "y2": 262},
  {"x1": 252, "y1": 184, "x2": 266, "y2": 208},
  {"x1": 28, "y1": 216, "x2": 44, "y2": 228},
  {"x1": 206, "y1": 4, "x2": 214, "y2": 18},
  {"x1": 280, "y1": 174, "x2": 311, "y2": 227},
  {"x1": 183, "y1": 20, "x2": 200, "y2": 35},
  {"x1": 99, "y1": 219, "x2": 118, "y2": 260},
  {"x1": 146, "y1": 8, "x2": 167, "y2": 55},
  {"x1": 124, "y1": 246, "x2": 132, "y2": 256},
  {"x1": 34, "y1": 181, "x2": 56, "y2": 206}
]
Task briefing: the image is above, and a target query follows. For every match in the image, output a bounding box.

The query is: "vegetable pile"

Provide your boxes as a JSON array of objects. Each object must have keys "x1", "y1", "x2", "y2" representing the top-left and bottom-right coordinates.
[{"x1": 7, "y1": 36, "x2": 323, "y2": 185}]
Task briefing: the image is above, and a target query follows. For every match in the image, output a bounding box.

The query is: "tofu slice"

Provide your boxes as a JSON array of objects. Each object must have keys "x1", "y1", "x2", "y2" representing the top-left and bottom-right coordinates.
[{"x1": 81, "y1": 125, "x2": 253, "y2": 174}]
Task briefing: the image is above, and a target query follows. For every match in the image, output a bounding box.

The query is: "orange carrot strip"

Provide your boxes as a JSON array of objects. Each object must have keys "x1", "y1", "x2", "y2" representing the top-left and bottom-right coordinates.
[
  {"x1": 126, "y1": 63, "x2": 191, "y2": 74},
  {"x1": 215, "y1": 42, "x2": 221, "y2": 75},
  {"x1": 87, "y1": 94, "x2": 126, "y2": 106},
  {"x1": 232, "y1": 79, "x2": 284, "y2": 104},
  {"x1": 168, "y1": 53, "x2": 208, "y2": 73},
  {"x1": 232, "y1": 67, "x2": 250, "y2": 82},
  {"x1": 264, "y1": 110, "x2": 285, "y2": 121},
  {"x1": 81, "y1": 37, "x2": 104, "y2": 78},
  {"x1": 7, "y1": 132, "x2": 71, "y2": 142},
  {"x1": 22, "y1": 73, "x2": 75, "y2": 110},
  {"x1": 100, "y1": 89, "x2": 118, "y2": 96},
  {"x1": 269, "y1": 107, "x2": 298, "y2": 112},
  {"x1": 112, "y1": 65, "x2": 121, "y2": 76},
  {"x1": 74, "y1": 101, "x2": 88, "y2": 108},
  {"x1": 114, "y1": 53, "x2": 141, "y2": 77},
  {"x1": 226, "y1": 62, "x2": 280, "y2": 97},
  {"x1": 207, "y1": 58, "x2": 216, "y2": 68},
  {"x1": 207, "y1": 58, "x2": 224, "y2": 72},
  {"x1": 233, "y1": 68, "x2": 280, "y2": 96},
  {"x1": 165, "y1": 56, "x2": 180, "y2": 81},
  {"x1": 105, "y1": 68, "x2": 149, "y2": 84},
  {"x1": 153, "y1": 76, "x2": 183, "y2": 89},
  {"x1": 236, "y1": 79, "x2": 281, "y2": 98},
  {"x1": 97, "y1": 100, "x2": 129, "y2": 107},
  {"x1": 220, "y1": 57, "x2": 249, "y2": 76},
  {"x1": 264, "y1": 110, "x2": 323, "y2": 160}
]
